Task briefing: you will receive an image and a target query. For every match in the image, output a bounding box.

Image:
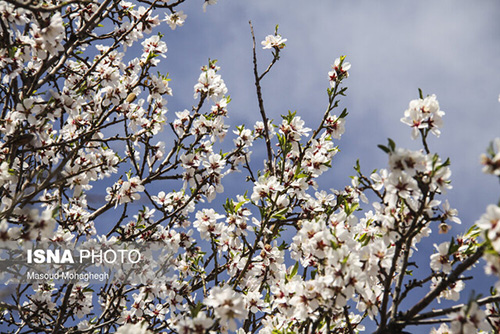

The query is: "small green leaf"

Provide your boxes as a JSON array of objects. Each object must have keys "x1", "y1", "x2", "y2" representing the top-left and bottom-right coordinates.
[
  {"x1": 354, "y1": 159, "x2": 361, "y2": 173},
  {"x1": 190, "y1": 302, "x2": 203, "y2": 317},
  {"x1": 234, "y1": 198, "x2": 247, "y2": 212},
  {"x1": 290, "y1": 262, "x2": 299, "y2": 279},
  {"x1": 388, "y1": 138, "x2": 396, "y2": 151},
  {"x1": 377, "y1": 144, "x2": 390, "y2": 154}
]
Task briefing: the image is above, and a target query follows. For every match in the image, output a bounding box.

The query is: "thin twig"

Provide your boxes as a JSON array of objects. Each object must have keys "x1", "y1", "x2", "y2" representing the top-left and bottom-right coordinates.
[{"x1": 249, "y1": 21, "x2": 274, "y2": 175}]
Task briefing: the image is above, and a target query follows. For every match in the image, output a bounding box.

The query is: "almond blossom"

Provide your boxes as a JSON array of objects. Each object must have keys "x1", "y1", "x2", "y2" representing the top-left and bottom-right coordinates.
[
  {"x1": 261, "y1": 34, "x2": 287, "y2": 49},
  {"x1": 0, "y1": 2, "x2": 498, "y2": 333}
]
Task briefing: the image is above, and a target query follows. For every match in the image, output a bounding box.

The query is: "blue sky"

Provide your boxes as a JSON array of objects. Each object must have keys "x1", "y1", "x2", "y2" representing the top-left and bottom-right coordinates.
[{"x1": 163, "y1": 0, "x2": 500, "y2": 231}]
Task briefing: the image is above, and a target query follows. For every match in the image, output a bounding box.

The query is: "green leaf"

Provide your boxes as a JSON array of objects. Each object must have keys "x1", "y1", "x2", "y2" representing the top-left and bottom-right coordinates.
[
  {"x1": 354, "y1": 159, "x2": 361, "y2": 173},
  {"x1": 278, "y1": 240, "x2": 288, "y2": 251},
  {"x1": 441, "y1": 157, "x2": 451, "y2": 168},
  {"x1": 234, "y1": 198, "x2": 247, "y2": 212},
  {"x1": 358, "y1": 233, "x2": 371, "y2": 246},
  {"x1": 449, "y1": 237, "x2": 460, "y2": 254},
  {"x1": 223, "y1": 198, "x2": 235, "y2": 213},
  {"x1": 388, "y1": 138, "x2": 396, "y2": 151},
  {"x1": 310, "y1": 269, "x2": 317, "y2": 279},
  {"x1": 290, "y1": 262, "x2": 299, "y2": 279},
  {"x1": 281, "y1": 110, "x2": 297, "y2": 123},
  {"x1": 190, "y1": 302, "x2": 203, "y2": 317},
  {"x1": 272, "y1": 207, "x2": 288, "y2": 220},
  {"x1": 344, "y1": 202, "x2": 359, "y2": 216},
  {"x1": 377, "y1": 144, "x2": 390, "y2": 154}
]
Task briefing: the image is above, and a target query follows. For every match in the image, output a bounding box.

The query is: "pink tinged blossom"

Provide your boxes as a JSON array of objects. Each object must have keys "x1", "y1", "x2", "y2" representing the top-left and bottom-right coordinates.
[
  {"x1": 254, "y1": 120, "x2": 275, "y2": 138},
  {"x1": 69, "y1": 283, "x2": 93, "y2": 318},
  {"x1": 388, "y1": 148, "x2": 426, "y2": 175},
  {"x1": 106, "y1": 176, "x2": 144, "y2": 206},
  {"x1": 251, "y1": 175, "x2": 284, "y2": 202},
  {"x1": 401, "y1": 94, "x2": 445, "y2": 140},
  {"x1": 193, "y1": 68, "x2": 227, "y2": 102},
  {"x1": 476, "y1": 204, "x2": 500, "y2": 253},
  {"x1": 328, "y1": 57, "x2": 351, "y2": 88},
  {"x1": 203, "y1": 153, "x2": 226, "y2": 173},
  {"x1": 173, "y1": 109, "x2": 191, "y2": 136},
  {"x1": 115, "y1": 322, "x2": 153, "y2": 334},
  {"x1": 370, "y1": 168, "x2": 388, "y2": 191},
  {"x1": 203, "y1": 286, "x2": 247, "y2": 331},
  {"x1": 173, "y1": 312, "x2": 213, "y2": 333},
  {"x1": 430, "y1": 323, "x2": 452, "y2": 334},
  {"x1": 193, "y1": 208, "x2": 225, "y2": 240},
  {"x1": 442, "y1": 200, "x2": 462, "y2": 225},
  {"x1": 356, "y1": 288, "x2": 381, "y2": 320},
  {"x1": 481, "y1": 137, "x2": 500, "y2": 176},
  {"x1": 429, "y1": 165, "x2": 453, "y2": 194},
  {"x1": 164, "y1": 11, "x2": 187, "y2": 30},
  {"x1": 261, "y1": 35, "x2": 287, "y2": 49},
  {"x1": 324, "y1": 114, "x2": 345, "y2": 139},
  {"x1": 279, "y1": 116, "x2": 311, "y2": 141},
  {"x1": 141, "y1": 35, "x2": 167, "y2": 66},
  {"x1": 130, "y1": 6, "x2": 160, "y2": 34},
  {"x1": 234, "y1": 127, "x2": 254, "y2": 148},
  {"x1": 244, "y1": 290, "x2": 267, "y2": 314},
  {"x1": 430, "y1": 241, "x2": 452, "y2": 273},
  {"x1": 39, "y1": 12, "x2": 65, "y2": 57},
  {"x1": 450, "y1": 302, "x2": 491, "y2": 333},
  {"x1": 384, "y1": 172, "x2": 420, "y2": 206},
  {"x1": 430, "y1": 276, "x2": 464, "y2": 303}
]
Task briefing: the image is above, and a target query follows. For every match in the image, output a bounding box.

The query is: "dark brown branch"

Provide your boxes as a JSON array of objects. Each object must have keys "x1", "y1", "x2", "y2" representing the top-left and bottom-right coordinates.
[
  {"x1": 400, "y1": 245, "x2": 485, "y2": 322},
  {"x1": 53, "y1": 284, "x2": 74, "y2": 334},
  {"x1": 249, "y1": 21, "x2": 274, "y2": 175},
  {"x1": 411, "y1": 295, "x2": 500, "y2": 321}
]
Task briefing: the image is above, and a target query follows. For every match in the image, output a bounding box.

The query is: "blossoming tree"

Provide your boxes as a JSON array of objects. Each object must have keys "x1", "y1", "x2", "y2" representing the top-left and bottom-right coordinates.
[{"x1": 0, "y1": 0, "x2": 499, "y2": 333}]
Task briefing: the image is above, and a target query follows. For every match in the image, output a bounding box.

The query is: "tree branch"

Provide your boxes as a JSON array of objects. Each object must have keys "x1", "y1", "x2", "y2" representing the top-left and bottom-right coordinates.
[
  {"x1": 249, "y1": 21, "x2": 274, "y2": 175},
  {"x1": 399, "y1": 245, "x2": 485, "y2": 322}
]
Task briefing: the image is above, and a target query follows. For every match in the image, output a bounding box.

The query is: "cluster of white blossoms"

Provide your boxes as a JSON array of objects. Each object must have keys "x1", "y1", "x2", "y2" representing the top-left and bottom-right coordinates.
[
  {"x1": 204, "y1": 286, "x2": 247, "y2": 331},
  {"x1": 401, "y1": 94, "x2": 445, "y2": 140},
  {"x1": 165, "y1": 10, "x2": 187, "y2": 30},
  {"x1": 1, "y1": 0, "x2": 500, "y2": 333},
  {"x1": 430, "y1": 302, "x2": 491, "y2": 334},
  {"x1": 194, "y1": 64, "x2": 228, "y2": 102},
  {"x1": 481, "y1": 137, "x2": 500, "y2": 176},
  {"x1": 328, "y1": 57, "x2": 351, "y2": 89},
  {"x1": 261, "y1": 34, "x2": 287, "y2": 49},
  {"x1": 115, "y1": 322, "x2": 153, "y2": 334},
  {"x1": 106, "y1": 176, "x2": 145, "y2": 206},
  {"x1": 475, "y1": 202, "x2": 500, "y2": 303}
]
